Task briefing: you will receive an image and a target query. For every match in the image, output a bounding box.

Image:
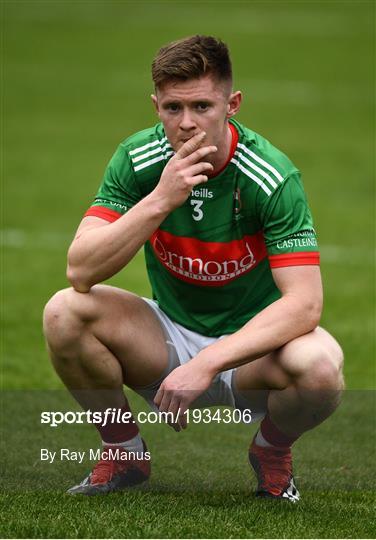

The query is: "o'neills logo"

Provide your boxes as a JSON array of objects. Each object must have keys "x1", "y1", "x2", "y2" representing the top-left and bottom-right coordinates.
[{"x1": 150, "y1": 229, "x2": 267, "y2": 287}]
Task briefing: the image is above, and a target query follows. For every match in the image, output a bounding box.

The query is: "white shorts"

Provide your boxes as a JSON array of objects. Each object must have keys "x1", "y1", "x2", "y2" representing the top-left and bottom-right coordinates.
[{"x1": 131, "y1": 298, "x2": 266, "y2": 424}]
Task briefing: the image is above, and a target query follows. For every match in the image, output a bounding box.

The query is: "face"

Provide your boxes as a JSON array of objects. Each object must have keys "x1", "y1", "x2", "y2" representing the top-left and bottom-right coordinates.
[{"x1": 151, "y1": 75, "x2": 241, "y2": 155}]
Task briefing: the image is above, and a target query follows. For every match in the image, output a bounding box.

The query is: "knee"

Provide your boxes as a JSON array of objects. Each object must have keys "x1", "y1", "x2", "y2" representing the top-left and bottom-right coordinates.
[
  {"x1": 279, "y1": 338, "x2": 345, "y2": 391},
  {"x1": 43, "y1": 287, "x2": 95, "y2": 353},
  {"x1": 308, "y1": 346, "x2": 344, "y2": 390}
]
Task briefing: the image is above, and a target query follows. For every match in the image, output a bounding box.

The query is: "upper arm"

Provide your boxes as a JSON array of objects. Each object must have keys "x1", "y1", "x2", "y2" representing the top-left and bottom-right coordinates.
[
  {"x1": 73, "y1": 216, "x2": 111, "y2": 241},
  {"x1": 259, "y1": 170, "x2": 323, "y2": 317},
  {"x1": 271, "y1": 265, "x2": 323, "y2": 319}
]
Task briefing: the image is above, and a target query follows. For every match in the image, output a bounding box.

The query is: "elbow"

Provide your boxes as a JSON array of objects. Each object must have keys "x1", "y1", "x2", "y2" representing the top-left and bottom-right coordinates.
[
  {"x1": 66, "y1": 264, "x2": 92, "y2": 294},
  {"x1": 303, "y1": 297, "x2": 323, "y2": 331},
  {"x1": 67, "y1": 245, "x2": 93, "y2": 293}
]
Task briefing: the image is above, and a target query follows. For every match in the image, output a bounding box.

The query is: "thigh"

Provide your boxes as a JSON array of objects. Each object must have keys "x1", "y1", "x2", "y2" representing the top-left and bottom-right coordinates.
[{"x1": 76, "y1": 285, "x2": 171, "y2": 387}]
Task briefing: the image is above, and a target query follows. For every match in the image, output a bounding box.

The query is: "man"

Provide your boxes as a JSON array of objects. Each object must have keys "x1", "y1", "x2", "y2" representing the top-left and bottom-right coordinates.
[{"x1": 43, "y1": 35, "x2": 344, "y2": 501}]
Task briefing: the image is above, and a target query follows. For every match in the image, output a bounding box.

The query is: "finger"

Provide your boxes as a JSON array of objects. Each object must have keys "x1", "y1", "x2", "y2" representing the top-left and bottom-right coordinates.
[
  {"x1": 180, "y1": 145, "x2": 218, "y2": 166},
  {"x1": 178, "y1": 403, "x2": 189, "y2": 430},
  {"x1": 153, "y1": 385, "x2": 164, "y2": 407},
  {"x1": 166, "y1": 397, "x2": 182, "y2": 432},
  {"x1": 175, "y1": 131, "x2": 207, "y2": 159},
  {"x1": 167, "y1": 396, "x2": 181, "y2": 418},
  {"x1": 157, "y1": 391, "x2": 173, "y2": 413},
  {"x1": 185, "y1": 161, "x2": 213, "y2": 178},
  {"x1": 169, "y1": 422, "x2": 181, "y2": 433},
  {"x1": 187, "y1": 175, "x2": 209, "y2": 187}
]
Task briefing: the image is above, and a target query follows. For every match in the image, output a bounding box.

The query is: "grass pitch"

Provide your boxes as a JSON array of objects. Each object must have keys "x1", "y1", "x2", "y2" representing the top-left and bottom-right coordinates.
[{"x1": 2, "y1": 0, "x2": 375, "y2": 538}]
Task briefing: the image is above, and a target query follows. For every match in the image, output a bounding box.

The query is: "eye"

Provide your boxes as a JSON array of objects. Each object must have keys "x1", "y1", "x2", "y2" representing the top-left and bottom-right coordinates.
[
  {"x1": 166, "y1": 103, "x2": 180, "y2": 112},
  {"x1": 196, "y1": 102, "x2": 209, "y2": 112}
]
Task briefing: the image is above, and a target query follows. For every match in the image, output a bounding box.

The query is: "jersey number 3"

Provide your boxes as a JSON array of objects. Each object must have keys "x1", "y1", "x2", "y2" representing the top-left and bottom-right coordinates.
[{"x1": 190, "y1": 199, "x2": 204, "y2": 221}]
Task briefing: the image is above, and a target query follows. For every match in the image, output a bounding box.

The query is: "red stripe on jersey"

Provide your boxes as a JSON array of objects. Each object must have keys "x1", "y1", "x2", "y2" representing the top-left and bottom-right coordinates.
[
  {"x1": 209, "y1": 122, "x2": 239, "y2": 178},
  {"x1": 268, "y1": 251, "x2": 320, "y2": 268},
  {"x1": 84, "y1": 206, "x2": 123, "y2": 222},
  {"x1": 150, "y1": 228, "x2": 267, "y2": 287}
]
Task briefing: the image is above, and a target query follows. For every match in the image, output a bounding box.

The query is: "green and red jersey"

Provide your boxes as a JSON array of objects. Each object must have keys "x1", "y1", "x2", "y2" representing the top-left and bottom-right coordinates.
[{"x1": 85, "y1": 119, "x2": 319, "y2": 336}]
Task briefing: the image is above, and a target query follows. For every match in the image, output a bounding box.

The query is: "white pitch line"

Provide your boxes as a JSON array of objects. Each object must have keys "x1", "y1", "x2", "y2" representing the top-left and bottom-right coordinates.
[
  {"x1": 1, "y1": 229, "x2": 72, "y2": 249},
  {"x1": 1, "y1": 229, "x2": 373, "y2": 265}
]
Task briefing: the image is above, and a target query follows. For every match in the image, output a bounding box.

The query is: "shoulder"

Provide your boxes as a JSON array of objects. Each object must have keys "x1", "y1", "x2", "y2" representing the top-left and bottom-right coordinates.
[
  {"x1": 116, "y1": 123, "x2": 173, "y2": 175},
  {"x1": 230, "y1": 119, "x2": 299, "y2": 197},
  {"x1": 119, "y1": 123, "x2": 166, "y2": 152}
]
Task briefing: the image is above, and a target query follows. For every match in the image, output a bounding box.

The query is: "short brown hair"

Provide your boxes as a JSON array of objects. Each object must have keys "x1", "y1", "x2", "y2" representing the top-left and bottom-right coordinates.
[{"x1": 152, "y1": 35, "x2": 232, "y2": 89}]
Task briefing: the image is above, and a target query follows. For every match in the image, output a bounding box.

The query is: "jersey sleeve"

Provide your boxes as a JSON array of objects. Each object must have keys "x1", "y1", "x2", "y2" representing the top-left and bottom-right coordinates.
[
  {"x1": 84, "y1": 143, "x2": 142, "y2": 223},
  {"x1": 259, "y1": 171, "x2": 320, "y2": 268}
]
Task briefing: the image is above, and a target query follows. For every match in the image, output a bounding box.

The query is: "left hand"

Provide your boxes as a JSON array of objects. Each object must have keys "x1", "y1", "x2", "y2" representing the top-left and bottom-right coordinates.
[{"x1": 154, "y1": 360, "x2": 214, "y2": 431}]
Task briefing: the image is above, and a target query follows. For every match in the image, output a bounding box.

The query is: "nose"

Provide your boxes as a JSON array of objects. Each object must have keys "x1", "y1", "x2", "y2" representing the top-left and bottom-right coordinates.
[{"x1": 179, "y1": 108, "x2": 196, "y2": 131}]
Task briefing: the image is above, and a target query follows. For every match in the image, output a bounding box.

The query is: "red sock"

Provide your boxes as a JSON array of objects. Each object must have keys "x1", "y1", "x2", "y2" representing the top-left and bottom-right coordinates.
[
  {"x1": 93, "y1": 402, "x2": 139, "y2": 444},
  {"x1": 260, "y1": 414, "x2": 299, "y2": 448}
]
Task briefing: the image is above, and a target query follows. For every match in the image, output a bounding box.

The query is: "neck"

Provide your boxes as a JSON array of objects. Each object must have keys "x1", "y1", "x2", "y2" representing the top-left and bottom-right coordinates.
[{"x1": 210, "y1": 121, "x2": 233, "y2": 176}]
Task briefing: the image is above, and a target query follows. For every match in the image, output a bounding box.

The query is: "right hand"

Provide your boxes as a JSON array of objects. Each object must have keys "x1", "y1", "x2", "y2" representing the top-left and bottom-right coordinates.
[{"x1": 152, "y1": 131, "x2": 217, "y2": 213}]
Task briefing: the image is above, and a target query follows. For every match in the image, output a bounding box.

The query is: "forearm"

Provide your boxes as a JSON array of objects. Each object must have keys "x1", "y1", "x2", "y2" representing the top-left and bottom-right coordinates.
[
  {"x1": 67, "y1": 132, "x2": 217, "y2": 293},
  {"x1": 193, "y1": 293, "x2": 322, "y2": 376},
  {"x1": 67, "y1": 192, "x2": 169, "y2": 292}
]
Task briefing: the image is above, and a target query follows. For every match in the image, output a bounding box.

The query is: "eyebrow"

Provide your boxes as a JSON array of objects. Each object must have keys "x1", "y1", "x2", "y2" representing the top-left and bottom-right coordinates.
[{"x1": 162, "y1": 99, "x2": 214, "y2": 107}]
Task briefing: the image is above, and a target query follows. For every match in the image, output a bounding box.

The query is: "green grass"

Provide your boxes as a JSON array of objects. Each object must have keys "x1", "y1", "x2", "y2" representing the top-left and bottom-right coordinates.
[
  {"x1": 1, "y1": 491, "x2": 375, "y2": 538},
  {"x1": 1, "y1": 0, "x2": 375, "y2": 538},
  {"x1": 1, "y1": 391, "x2": 375, "y2": 537}
]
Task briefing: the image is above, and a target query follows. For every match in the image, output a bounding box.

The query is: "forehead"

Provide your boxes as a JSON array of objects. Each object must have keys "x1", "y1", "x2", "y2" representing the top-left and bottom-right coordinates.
[{"x1": 156, "y1": 75, "x2": 228, "y2": 102}]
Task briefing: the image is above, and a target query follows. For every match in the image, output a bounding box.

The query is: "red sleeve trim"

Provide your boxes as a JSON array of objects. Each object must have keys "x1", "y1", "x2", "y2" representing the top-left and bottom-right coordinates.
[
  {"x1": 84, "y1": 206, "x2": 123, "y2": 223},
  {"x1": 269, "y1": 251, "x2": 320, "y2": 268}
]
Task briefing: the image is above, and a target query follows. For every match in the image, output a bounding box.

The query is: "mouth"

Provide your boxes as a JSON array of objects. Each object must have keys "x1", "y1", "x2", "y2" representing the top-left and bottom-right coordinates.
[
  {"x1": 180, "y1": 136, "x2": 205, "y2": 146},
  {"x1": 179, "y1": 132, "x2": 201, "y2": 143}
]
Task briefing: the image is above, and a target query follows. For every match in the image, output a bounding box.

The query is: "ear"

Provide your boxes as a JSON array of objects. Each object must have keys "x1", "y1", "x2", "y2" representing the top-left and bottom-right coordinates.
[
  {"x1": 226, "y1": 91, "x2": 242, "y2": 118},
  {"x1": 151, "y1": 94, "x2": 160, "y2": 116}
]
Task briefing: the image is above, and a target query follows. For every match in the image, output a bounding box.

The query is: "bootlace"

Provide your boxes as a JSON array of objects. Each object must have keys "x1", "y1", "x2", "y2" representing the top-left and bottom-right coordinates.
[
  {"x1": 90, "y1": 449, "x2": 129, "y2": 485},
  {"x1": 254, "y1": 446, "x2": 292, "y2": 494}
]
